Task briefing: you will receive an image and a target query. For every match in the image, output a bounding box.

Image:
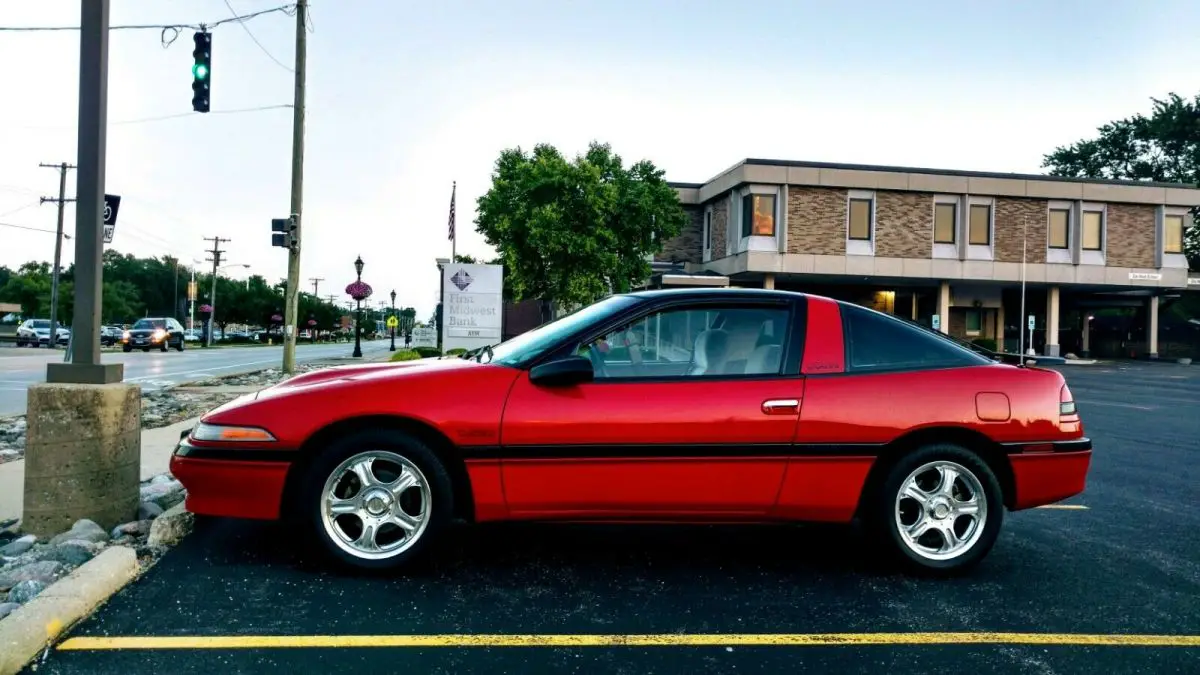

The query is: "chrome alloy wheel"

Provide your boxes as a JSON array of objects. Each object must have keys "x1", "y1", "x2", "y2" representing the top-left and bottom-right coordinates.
[
  {"x1": 319, "y1": 450, "x2": 432, "y2": 561},
  {"x1": 894, "y1": 460, "x2": 987, "y2": 561}
]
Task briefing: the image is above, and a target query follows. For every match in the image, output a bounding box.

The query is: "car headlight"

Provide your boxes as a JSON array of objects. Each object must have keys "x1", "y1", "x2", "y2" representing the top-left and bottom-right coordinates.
[
  {"x1": 152, "y1": 329, "x2": 167, "y2": 341},
  {"x1": 121, "y1": 330, "x2": 130, "y2": 340},
  {"x1": 190, "y1": 423, "x2": 277, "y2": 443}
]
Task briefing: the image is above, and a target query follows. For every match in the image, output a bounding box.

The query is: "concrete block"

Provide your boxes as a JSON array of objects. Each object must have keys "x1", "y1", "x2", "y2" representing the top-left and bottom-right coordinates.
[{"x1": 23, "y1": 383, "x2": 141, "y2": 537}]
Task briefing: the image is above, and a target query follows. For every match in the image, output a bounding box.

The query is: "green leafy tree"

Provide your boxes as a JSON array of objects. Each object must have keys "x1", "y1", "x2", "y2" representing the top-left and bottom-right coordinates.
[
  {"x1": 0, "y1": 262, "x2": 52, "y2": 317},
  {"x1": 1042, "y1": 92, "x2": 1200, "y2": 270},
  {"x1": 475, "y1": 141, "x2": 687, "y2": 309}
]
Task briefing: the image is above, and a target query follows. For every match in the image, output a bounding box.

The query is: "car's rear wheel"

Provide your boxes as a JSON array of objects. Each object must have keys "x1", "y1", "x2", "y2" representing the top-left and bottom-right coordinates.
[
  {"x1": 175, "y1": 336, "x2": 185, "y2": 351},
  {"x1": 303, "y1": 430, "x2": 453, "y2": 571},
  {"x1": 871, "y1": 444, "x2": 1003, "y2": 575}
]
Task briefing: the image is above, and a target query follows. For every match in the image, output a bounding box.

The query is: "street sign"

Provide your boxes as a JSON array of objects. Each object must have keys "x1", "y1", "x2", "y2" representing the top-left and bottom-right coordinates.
[
  {"x1": 931, "y1": 314, "x2": 941, "y2": 330},
  {"x1": 1028, "y1": 315, "x2": 1036, "y2": 330},
  {"x1": 102, "y1": 193, "x2": 121, "y2": 244},
  {"x1": 386, "y1": 315, "x2": 399, "y2": 329}
]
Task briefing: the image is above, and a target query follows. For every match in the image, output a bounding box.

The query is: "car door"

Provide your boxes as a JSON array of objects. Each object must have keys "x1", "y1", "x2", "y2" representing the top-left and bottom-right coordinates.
[{"x1": 499, "y1": 297, "x2": 806, "y2": 518}]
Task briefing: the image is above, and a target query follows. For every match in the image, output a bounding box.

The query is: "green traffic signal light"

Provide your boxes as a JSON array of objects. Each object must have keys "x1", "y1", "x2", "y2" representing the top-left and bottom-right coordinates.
[{"x1": 193, "y1": 63, "x2": 209, "y2": 80}]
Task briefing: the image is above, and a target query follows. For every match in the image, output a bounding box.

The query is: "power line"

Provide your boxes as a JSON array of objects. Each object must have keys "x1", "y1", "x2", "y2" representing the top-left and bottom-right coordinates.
[
  {"x1": 13, "y1": 104, "x2": 293, "y2": 130},
  {"x1": 0, "y1": 221, "x2": 65, "y2": 236},
  {"x1": 0, "y1": 202, "x2": 41, "y2": 219},
  {"x1": 223, "y1": 0, "x2": 293, "y2": 73},
  {"x1": 0, "y1": 4, "x2": 298, "y2": 48}
]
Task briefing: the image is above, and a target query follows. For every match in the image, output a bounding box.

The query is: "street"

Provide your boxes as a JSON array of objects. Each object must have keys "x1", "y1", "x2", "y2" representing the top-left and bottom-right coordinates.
[
  {"x1": 0, "y1": 341, "x2": 392, "y2": 417},
  {"x1": 24, "y1": 361, "x2": 1200, "y2": 674}
]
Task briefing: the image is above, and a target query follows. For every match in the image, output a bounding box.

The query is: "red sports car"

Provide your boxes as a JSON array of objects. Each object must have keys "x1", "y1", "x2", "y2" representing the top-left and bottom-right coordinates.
[{"x1": 171, "y1": 289, "x2": 1091, "y2": 574}]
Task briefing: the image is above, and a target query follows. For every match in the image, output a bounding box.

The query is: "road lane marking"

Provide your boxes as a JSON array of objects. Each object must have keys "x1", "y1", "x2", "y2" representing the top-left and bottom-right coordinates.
[
  {"x1": 1035, "y1": 505, "x2": 1090, "y2": 510},
  {"x1": 57, "y1": 632, "x2": 1200, "y2": 650},
  {"x1": 1075, "y1": 400, "x2": 1155, "y2": 411}
]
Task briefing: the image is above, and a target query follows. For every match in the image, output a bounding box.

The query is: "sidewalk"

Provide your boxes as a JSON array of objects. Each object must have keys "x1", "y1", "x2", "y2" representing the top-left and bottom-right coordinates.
[{"x1": 0, "y1": 416, "x2": 201, "y2": 526}]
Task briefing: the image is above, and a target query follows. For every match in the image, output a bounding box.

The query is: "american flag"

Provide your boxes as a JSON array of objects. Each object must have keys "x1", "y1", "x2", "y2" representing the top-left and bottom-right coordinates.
[{"x1": 447, "y1": 181, "x2": 456, "y2": 241}]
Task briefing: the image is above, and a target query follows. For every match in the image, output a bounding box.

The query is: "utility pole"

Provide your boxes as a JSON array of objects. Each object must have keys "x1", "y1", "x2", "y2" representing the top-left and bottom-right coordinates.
[
  {"x1": 39, "y1": 162, "x2": 77, "y2": 349},
  {"x1": 309, "y1": 277, "x2": 323, "y2": 297},
  {"x1": 282, "y1": 0, "x2": 308, "y2": 374},
  {"x1": 203, "y1": 236, "x2": 229, "y2": 347}
]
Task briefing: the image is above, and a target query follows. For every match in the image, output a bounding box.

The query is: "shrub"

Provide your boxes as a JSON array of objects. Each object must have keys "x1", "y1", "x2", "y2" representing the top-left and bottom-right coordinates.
[
  {"x1": 445, "y1": 347, "x2": 467, "y2": 356},
  {"x1": 390, "y1": 350, "x2": 422, "y2": 362},
  {"x1": 971, "y1": 337, "x2": 998, "y2": 352},
  {"x1": 414, "y1": 346, "x2": 441, "y2": 358}
]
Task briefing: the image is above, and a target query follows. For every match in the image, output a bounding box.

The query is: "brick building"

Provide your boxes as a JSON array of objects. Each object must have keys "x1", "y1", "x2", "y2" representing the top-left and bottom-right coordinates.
[{"x1": 662, "y1": 159, "x2": 1200, "y2": 358}]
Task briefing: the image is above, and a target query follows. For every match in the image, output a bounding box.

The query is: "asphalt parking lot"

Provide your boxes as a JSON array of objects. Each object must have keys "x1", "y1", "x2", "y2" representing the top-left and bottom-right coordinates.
[{"x1": 24, "y1": 361, "x2": 1200, "y2": 674}]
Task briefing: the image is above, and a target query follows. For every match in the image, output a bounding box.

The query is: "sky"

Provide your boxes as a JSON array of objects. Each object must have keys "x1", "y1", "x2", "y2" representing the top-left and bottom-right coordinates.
[{"x1": 2, "y1": 0, "x2": 1198, "y2": 320}]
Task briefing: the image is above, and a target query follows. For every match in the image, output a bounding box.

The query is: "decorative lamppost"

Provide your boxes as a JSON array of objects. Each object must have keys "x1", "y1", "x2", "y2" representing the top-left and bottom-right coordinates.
[
  {"x1": 389, "y1": 289, "x2": 397, "y2": 351},
  {"x1": 346, "y1": 255, "x2": 372, "y2": 358}
]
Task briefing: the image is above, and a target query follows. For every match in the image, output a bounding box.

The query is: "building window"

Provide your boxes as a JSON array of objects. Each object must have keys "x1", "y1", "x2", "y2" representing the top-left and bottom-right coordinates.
[
  {"x1": 849, "y1": 198, "x2": 873, "y2": 241},
  {"x1": 965, "y1": 309, "x2": 982, "y2": 336},
  {"x1": 1082, "y1": 210, "x2": 1104, "y2": 251},
  {"x1": 703, "y1": 210, "x2": 712, "y2": 250},
  {"x1": 968, "y1": 204, "x2": 991, "y2": 245},
  {"x1": 934, "y1": 203, "x2": 956, "y2": 244},
  {"x1": 1049, "y1": 208, "x2": 1070, "y2": 249},
  {"x1": 741, "y1": 194, "x2": 775, "y2": 238},
  {"x1": 1165, "y1": 214, "x2": 1185, "y2": 254}
]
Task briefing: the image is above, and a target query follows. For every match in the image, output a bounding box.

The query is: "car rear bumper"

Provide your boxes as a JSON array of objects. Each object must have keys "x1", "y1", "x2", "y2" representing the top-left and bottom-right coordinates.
[
  {"x1": 169, "y1": 445, "x2": 292, "y2": 520},
  {"x1": 1005, "y1": 438, "x2": 1092, "y2": 510}
]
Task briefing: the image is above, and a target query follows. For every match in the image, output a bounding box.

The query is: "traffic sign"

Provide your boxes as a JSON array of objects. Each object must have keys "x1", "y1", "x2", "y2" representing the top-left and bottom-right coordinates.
[
  {"x1": 931, "y1": 314, "x2": 941, "y2": 330},
  {"x1": 386, "y1": 315, "x2": 399, "y2": 329},
  {"x1": 102, "y1": 193, "x2": 121, "y2": 244},
  {"x1": 1028, "y1": 315, "x2": 1036, "y2": 330}
]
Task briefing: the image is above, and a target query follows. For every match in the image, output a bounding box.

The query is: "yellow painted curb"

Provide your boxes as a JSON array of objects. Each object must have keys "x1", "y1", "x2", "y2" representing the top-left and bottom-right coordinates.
[
  {"x1": 0, "y1": 546, "x2": 139, "y2": 675},
  {"x1": 56, "y1": 631, "x2": 1200, "y2": 650}
]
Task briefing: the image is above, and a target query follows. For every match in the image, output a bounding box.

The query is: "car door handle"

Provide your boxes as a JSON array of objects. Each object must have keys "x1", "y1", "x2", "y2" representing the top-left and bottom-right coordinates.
[{"x1": 761, "y1": 399, "x2": 800, "y2": 415}]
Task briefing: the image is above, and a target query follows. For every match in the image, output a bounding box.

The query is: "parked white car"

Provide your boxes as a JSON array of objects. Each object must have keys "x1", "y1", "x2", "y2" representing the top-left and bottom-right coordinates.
[{"x1": 16, "y1": 319, "x2": 69, "y2": 347}]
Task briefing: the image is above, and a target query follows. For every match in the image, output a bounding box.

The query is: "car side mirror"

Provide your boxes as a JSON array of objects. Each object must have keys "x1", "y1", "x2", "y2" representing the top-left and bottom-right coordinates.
[{"x1": 529, "y1": 355, "x2": 594, "y2": 387}]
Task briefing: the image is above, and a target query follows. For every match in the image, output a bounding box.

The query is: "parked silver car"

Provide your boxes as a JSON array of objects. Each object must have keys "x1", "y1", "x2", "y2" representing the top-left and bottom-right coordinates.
[{"x1": 16, "y1": 319, "x2": 70, "y2": 347}]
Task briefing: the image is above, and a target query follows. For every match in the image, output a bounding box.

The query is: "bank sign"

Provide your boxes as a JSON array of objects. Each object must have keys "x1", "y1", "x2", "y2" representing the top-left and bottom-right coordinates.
[{"x1": 441, "y1": 263, "x2": 503, "y2": 352}]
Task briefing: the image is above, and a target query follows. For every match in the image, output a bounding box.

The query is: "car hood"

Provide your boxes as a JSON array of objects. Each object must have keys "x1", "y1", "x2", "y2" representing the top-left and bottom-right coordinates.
[{"x1": 253, "y1": 357, "x2": 479, "y2": 401}]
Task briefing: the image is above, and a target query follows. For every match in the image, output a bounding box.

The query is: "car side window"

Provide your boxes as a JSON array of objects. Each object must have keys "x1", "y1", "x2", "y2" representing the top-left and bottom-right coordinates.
[
  {"x1": 579, "y1": 305, "x2": 790, "y2": 379},
  {"x1": 843, "y1": 304, "x2": 988, "y2": 373}
]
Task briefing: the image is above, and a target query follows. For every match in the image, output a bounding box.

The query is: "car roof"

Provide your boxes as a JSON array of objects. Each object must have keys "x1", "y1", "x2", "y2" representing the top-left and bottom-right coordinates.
[{"x1": 625, "y1": 288, "x2": 809, "y2": 302}]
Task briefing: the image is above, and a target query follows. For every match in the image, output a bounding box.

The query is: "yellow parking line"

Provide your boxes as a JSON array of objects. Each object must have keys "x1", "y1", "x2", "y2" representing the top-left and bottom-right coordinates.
[
  {"x1": 1035, "y1": 505, "x2": 1090, "y2": 510},
  {"x1": 57, "y1": 632, "x2": 1200, "y2": 650}
]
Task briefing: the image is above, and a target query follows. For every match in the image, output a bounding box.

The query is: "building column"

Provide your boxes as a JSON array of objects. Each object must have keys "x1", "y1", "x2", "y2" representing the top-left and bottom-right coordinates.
[
  {"x1": 1080, "y1": 314, "x2": 1091, "y2": 358},
  {"x1": 995, "y1": 304, "x2": 1005, "y2": 350},
  {"x1": 1045, "y1": 286, "x2": 1060, "y2": 356},
  {"x1": 911, "y1": 292, "x2": 919, "y2": 321},
  {"x1": 1147, "y1": 296, "x2": 1159, "y2": 359},
  {"x1": 763, "y1": 273, "x2": 775, "y2": 290},
  {"x1": 937, "y1": 282, "x2": 950, "y2": 334}
]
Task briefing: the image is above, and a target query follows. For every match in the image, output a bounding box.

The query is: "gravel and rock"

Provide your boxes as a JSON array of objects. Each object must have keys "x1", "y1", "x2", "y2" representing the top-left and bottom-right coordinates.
[
  {"x1": 0, "y1": 471, "x2": 189, "y2": 615},
  {"x1": 0, "y1": 363, "x2": 333, "y2": 464}
]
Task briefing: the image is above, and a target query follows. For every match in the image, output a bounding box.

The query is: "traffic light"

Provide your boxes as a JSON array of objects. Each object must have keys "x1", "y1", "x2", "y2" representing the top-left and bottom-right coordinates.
[
  {"x1": 272, "y1": 216, "x2": 298, "y2": 250},
  {"x1": 191, "y1": 31, "x2": 212, "y2": 113}
]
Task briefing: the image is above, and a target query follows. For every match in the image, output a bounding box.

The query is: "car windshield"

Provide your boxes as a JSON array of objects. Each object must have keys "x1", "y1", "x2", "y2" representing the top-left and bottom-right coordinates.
[
  {"x1": 30, "y1": 320, "x2": 50, "y2": 329},
  {"x1": 133, "y1": 319, "x2": 166, "y2": 330},
  {"x1": 487, "y1": 295, "x2": 639, "y2": 367}
]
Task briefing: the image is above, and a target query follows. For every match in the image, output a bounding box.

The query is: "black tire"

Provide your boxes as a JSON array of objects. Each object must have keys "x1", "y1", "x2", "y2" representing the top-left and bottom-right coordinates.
[
  {"x1": 122, "y1": 345, "x2": 132, "y2": 353},
  {"x1": 176, "y1": 337, "x2": 185, "y2": 351},
  {"x1": 867, "y1": 443, "x2": 1004, "y2": 576},
  {"x1": 301, "y1": 429, "x2": 454, "y2": 571}
]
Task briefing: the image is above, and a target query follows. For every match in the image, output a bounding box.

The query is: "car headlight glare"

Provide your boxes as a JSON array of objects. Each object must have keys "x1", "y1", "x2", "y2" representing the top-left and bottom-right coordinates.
[
  {"x1": 122, "y1": 330, "x2": 130, "y2": 340},
  {"x1": 190, "y1": 423, "x2": 276, "y2": 443}
]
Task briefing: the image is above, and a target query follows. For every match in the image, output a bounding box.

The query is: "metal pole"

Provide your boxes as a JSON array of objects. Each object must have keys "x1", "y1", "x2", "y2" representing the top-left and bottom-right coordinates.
[
  {"x1": 1019, "y1": 217, "x2": 1027, "y2": 359},
  {"x1": 353, "y1": 300, "x2": 363, "y2": 358},
  {"x1": 282, "y1": 0, "x2": 307, "y2": 374},
  {"x1": 48, "y1": 0, "x2": 116, "y2": 383},
  {"x1": 40, "y1": 162, "x2": 73, "y2": 349}
]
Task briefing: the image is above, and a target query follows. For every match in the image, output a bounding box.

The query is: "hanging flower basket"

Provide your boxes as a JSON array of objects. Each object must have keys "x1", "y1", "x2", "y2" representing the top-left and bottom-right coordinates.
[
  {"x1": 271, "y1": 313, "x2": 284, "y2": 323},
  {"x1": 307, "y1": 319, "x2": 317, "y2": 327},
  {"x1": 346, "y1": 280, "x2": 373, "y2": 301},
  {"x1": 199, "y1": 304, "x2": 213, "y2": 314}
]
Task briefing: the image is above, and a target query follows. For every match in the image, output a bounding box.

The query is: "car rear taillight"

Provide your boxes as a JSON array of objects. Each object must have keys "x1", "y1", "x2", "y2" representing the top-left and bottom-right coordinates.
[{"x1": 1059, "y1": 384, "x2": 1078, "y2": 417}]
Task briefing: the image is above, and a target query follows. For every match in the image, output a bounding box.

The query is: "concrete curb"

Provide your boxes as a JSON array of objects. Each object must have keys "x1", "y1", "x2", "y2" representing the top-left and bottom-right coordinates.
[{"x1": 0, "y1": 546, "x2": 139, "y2": 675}]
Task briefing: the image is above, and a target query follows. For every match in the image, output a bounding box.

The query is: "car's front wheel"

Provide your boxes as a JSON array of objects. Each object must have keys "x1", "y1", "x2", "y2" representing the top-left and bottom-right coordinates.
[
  {"x1": 303, "y1": 430, "x2": 453, "y2": 571},
  {"x1": 870, "y1": 444, "x2": 1003, "y2": 576}
]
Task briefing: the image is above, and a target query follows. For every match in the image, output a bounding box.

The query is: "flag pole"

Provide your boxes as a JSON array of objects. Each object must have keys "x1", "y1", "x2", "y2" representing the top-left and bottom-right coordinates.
[{"x1": 449, "y1": 181, "x2": 457, "y2": 262}]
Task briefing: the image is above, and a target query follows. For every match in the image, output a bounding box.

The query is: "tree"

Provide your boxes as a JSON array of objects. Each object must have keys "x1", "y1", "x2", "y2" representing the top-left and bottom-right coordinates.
[
  {"x1": 1042, "y1": 92, "x2": 1200, "y2": 270},
  {"x1": 475, "y1": 141, "x2": 687, "y2": 309}
]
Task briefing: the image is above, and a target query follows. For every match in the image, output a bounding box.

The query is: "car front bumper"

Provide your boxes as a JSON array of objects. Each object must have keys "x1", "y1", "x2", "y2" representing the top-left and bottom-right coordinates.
[{"x1": 169, "y1": 437, "x2": 294, "y2": 520}]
